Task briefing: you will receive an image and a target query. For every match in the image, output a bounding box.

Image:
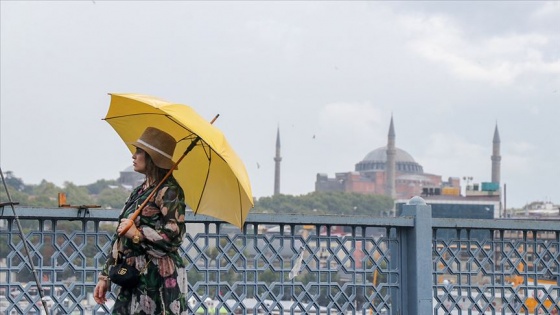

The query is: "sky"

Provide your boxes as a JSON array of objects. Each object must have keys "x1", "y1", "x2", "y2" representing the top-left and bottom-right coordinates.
[{"x1": 0, "y1": 1, "x2": 559, "y2": 209}]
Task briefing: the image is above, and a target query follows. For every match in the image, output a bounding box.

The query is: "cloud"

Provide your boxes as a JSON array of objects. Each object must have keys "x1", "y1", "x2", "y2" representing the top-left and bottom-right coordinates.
[
  {"x1": 245, "y1": 18, "x2": 304, "y2": 61},
  {"x1": 416, "y1": 132, "x2": 488, "y2": 180},
  {"x1": 319, "y1": 102, "x2": 384, "y2": 136},
  {"x1": 531, "y1": 1, "x2": 560, "y2": 19},
  {"x1": 2, "y1": 2, "x2": 558, "y2": 207},
  {"x1": 397, "y1": 11, "x2": 560, "y2": 85},
  {"x1": 284, "y1": 101, "x2": 391, "y2": 182},
  {"x1": 508, "y1": 140, "x2": 536, "y2": 154},
  {"x1": 502, "y1": 140, "x2": 536, "y2": 177}
]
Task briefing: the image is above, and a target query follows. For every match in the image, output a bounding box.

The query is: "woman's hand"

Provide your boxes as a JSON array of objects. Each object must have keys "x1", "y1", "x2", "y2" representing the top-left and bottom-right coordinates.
[
  {"x1": 94, "y1": 279, "x2": 108, "y2": 304},
  {"x1": 117, "y1": 218, "x2": 138, "y2": 239}
]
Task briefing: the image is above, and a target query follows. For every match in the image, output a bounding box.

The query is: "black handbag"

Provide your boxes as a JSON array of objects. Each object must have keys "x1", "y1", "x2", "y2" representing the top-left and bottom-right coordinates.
[
  {"x1": 108, "y1": 256, "x2": 140, "y2": 288},
  {"x1": 109, "y1": 192, "x2": 147, "y2": 288},
  {"x1": 108, "y1": 253, "x2": 152, "y2": 288}
]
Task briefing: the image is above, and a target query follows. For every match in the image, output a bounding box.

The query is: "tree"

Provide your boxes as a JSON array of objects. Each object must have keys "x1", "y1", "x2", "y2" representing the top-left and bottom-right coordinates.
[
  {"x1": 86, "y1": 179, "x2": 120, "y2": 195},
  {"x1": 62, "y1": 182, "x2": 95, "y2": 206},
  {"x1": 253, "y1": 192, "x2": 393, "y2": 216},
  {"x1": 96, "y1": 186, "x2": 130, "y2": 209},
  {"x1": 32, "y1": 180, "x2": 59, "y2": 198},
  {"x1": 0, "y1": 185, "x2": 29, "y2": 206},
  {"x1": 2, "y1": 171, "x2": 25, "y2": 191}
]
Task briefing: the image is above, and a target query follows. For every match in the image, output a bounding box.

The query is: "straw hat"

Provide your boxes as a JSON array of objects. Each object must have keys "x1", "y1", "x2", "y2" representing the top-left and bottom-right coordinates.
[{"x1": 129, "y1": 127, "x2": 177, "y2": 170}]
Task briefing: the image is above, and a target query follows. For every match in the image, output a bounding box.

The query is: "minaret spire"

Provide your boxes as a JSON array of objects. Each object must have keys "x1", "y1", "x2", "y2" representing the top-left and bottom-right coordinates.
[
  {"x1": 491, "y1": 122, "x2": 501, "y2": 184},
  {"x1": 386, "y1": 115, "x2": 396, "y2": 198},
  {"x1": 274, "y1": 126, "x2": 282, "y2": 196}
]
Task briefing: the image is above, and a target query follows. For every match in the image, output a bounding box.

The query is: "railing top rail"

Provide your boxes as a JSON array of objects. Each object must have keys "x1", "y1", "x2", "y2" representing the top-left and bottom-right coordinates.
[
  {"x1": 0, "y1": 206, "x2": 414, "y2": 227},
  {"x1": 4, "y1": 206, "x2": 559, "y2": 231},
  {"x1": 433, "y1": 217, "x2": 560, "y2": 231}
]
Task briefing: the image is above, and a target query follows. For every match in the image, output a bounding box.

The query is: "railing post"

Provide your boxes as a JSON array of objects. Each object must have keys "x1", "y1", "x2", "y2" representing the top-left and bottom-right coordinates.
[{"x1": 400, "y1": 196, "x2": 433, "y2": 314}]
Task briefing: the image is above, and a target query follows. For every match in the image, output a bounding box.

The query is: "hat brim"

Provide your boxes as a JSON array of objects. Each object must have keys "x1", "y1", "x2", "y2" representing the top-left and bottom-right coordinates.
[{"x1": 129, "y1": 142, "x2": 177, "y2": 170}]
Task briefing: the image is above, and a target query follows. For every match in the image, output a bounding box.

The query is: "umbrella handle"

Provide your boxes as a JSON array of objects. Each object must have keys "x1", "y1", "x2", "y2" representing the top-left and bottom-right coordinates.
[{"x1": 119, "y1": 114, "x2": 220, "y2": 237}]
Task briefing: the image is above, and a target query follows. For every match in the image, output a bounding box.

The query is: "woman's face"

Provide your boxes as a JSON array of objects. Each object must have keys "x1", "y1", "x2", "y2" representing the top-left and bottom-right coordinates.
[{"x1": 132, "y1": 148, "x2": 147, "y2": 174}]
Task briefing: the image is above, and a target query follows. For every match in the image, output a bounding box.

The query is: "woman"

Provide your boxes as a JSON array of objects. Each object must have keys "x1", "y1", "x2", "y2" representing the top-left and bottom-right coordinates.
[{"x1": 94, "y1": 127, "x2": 188, "y2": 315}]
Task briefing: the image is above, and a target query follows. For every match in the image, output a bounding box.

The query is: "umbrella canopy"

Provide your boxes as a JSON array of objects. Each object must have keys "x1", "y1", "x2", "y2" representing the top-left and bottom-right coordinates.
[{"x1": 104, "y1": 93, "x2": 253, "y2": 229}]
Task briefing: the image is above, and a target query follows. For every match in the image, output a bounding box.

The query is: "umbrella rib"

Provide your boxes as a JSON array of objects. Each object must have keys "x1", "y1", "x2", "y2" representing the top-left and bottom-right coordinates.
[
  {"x1": 166, "y1": 116, "x2": 202, "y2": 143},
  {"x1": 193, "y1": 149, "x2": 212, "y2": 215},
  {"x1": 196, "y1": 145, "x2": 248, "y2": 228},
  {"x1": 193, "y1": 142, "x2": 250, "y2": 228}
]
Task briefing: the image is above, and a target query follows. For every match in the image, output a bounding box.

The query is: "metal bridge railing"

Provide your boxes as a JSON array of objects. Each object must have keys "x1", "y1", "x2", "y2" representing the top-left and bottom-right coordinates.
[
  {"x1": 432, "y1": 216, "x2": 560, "y2": 314},
  {"x1": 1, "y1": 198, "x2": 560, "y2": 314},
  {"x1": 0, "y1": 206, "x2": 411, "y2": 315}
]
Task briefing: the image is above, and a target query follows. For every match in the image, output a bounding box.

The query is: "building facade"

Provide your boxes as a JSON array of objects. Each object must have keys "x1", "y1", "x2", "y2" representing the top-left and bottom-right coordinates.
[
  {"x1": 315, "y1": 118, "x2": 502, "y2": 217},
  {"x1": 315, "y1": 117, "x2": 463, "y2": 200}
]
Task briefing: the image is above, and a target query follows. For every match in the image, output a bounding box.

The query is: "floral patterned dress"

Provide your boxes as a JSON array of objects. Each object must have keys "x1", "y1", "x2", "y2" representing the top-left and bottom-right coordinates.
[{"x1": 101, "y1": 176, "x2": 188, "y2": 315}]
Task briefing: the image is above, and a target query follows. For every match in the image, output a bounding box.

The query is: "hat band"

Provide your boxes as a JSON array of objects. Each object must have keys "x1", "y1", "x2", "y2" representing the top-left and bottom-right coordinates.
[{"x1": 137, "y1": 139, "x2": 173, "y2": 160}]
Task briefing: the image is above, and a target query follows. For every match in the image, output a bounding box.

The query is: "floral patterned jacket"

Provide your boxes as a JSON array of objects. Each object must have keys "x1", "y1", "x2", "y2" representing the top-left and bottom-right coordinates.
[{"x1": 102, "y1": 176, "x2": 187, "y2": 277}]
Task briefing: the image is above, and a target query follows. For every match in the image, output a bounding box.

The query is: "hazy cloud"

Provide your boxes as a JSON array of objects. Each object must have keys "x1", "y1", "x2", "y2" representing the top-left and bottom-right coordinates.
[
  {"x1": 1, "y1": 1, "x2": 559, "y2": 207},
  {"x1": 417, "y1": 132, "x2": 488, "y2": 179},
  {"x1": 398, "y1": 9, "x2": 560, "y2": 85}
]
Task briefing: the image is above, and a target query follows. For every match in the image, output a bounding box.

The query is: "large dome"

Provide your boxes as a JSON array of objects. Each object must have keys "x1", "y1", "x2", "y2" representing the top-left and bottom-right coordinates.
[
  {"x1": 362, "y1": 146, "x2": 416, "y2": 163},
  {"x1": 355, "y1": 146, "x2": 423, "y2": 174}
]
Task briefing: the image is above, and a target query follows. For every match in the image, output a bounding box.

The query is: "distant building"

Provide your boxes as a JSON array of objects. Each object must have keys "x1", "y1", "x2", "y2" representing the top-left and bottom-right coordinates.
[
  {"x1": 315, "y1": 117, "x2": 464, "y2": 200},
  {"x1": 511, "y1": 201, "x2": 560, "y2": 218},
  {"x1": 117, "y1": 166, "x2": 144, "y2": 189},
  {"x1": 315, "y1": 117, "x2": 502, "y2": 218}
]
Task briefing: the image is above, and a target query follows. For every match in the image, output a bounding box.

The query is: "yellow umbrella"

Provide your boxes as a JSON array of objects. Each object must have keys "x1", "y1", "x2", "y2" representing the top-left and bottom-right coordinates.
[{"x1": 103, "y1": 93, "x2": 254, "y2": 229}]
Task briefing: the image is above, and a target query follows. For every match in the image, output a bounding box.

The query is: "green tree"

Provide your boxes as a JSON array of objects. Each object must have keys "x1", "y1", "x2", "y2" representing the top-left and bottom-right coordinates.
[
  {"x1": 254, "y1": 192, "x2": 393, "y2": 216},
  {"x1": 3, "y1": 171, "x2": 25, "y2": 191},
  {"x1": 0, "y1": 177, "x2": 58, "y2": 207},
  {"x1": 62, "y1": 182, "x2": 95, "y2": 205},
  {"x1": 32, "y1": 180, "x2": 59, "y2": 198},
  {"x1": 0, "y1": 185, "x2": 29, "y2": 206},
  {"x1": 27, "y1": 195, "x2": 57, "y2": 208},
  {"x1": 96, "y1": 186, "x2": 130, "y2": 209},
  {"x1": 86, "y1": 179, "x2": 120, "y2": 195}
]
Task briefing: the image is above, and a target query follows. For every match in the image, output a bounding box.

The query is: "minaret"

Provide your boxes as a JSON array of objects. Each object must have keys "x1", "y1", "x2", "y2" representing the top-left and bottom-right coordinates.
[
  {"x1": 273, "y1": 126, "x2": 282, "y2": 196},
  {"x1": 386, "y1": 116, "x2": 396, "y2": 198},
  {"x1": 491, "y1": 123, "x2": 501, "y2": 184}
]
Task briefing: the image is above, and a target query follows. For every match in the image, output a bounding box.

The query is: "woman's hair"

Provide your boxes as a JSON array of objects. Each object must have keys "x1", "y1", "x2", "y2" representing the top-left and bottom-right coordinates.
[{"x1": 143, "y1": 150, "x2": 169, "y2": 183}]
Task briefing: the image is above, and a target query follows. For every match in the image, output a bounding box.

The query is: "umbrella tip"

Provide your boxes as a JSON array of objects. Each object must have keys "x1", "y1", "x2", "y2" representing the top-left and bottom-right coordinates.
[{"x1": 210, "y1": 114, "x2": 220, "y2": 124}]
